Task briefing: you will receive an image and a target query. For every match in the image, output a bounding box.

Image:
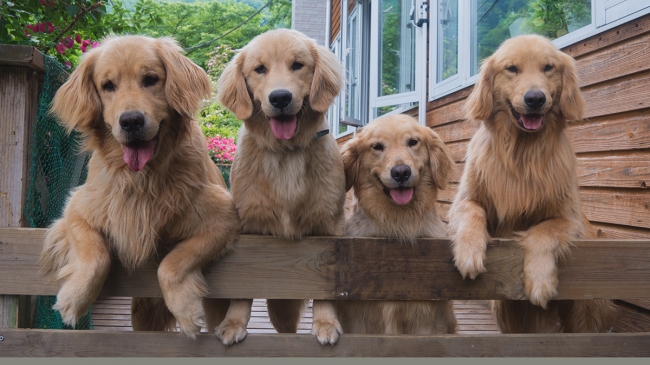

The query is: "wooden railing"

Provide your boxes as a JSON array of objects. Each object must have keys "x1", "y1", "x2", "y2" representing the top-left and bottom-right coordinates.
[{"x1": 1, "y1": 228, "x2": 649, "y2": 357}]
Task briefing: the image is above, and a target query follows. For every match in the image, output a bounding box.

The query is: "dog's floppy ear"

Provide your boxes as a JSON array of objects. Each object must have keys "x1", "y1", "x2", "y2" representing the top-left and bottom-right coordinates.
[
  {"x1": 217, "y1": 51, "x2": 253, "y2": 120},
  {"x1": 465, "y1": 57, "x2": 496, "y2": 122},
  {"x1": 308, "y1": 41, "x2": 343, "y2": 113},
  {"x1": 50, "y1": 50, "x2": 102, "y2": 136},
  {"x1": 155, "y1": 37, "x2": 211, "y2": 119},
  {"x1": 423, "y1": 126, "x2": 454, "y2": 190},
  {"x1": 558, "y1": 52, "x2": 585, "y2": 122},
  {"x1": 340, "y1": 136, "x2": 361, "y2": 192}
]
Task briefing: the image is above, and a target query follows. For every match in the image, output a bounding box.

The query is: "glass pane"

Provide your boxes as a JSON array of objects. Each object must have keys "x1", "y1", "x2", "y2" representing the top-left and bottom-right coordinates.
[
  {"x1": 437, "y1": 0, "x2": 459, "y2": 82},
  {"x1": 378, "y1": 0, "x2": 416, "y2": 96},
  {"x1": 472, "y1": 0, "x2": 592, "y2": 76}
]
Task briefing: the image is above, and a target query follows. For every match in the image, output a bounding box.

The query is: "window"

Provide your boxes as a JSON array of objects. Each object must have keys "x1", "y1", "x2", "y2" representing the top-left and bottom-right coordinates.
[
  {"x1": 328, "y1": 0, "x2": 428, "y2": 130},
  {"x1": 430, "y1": 0, "x2": 650, "y2": 101},
  {"x1": 327, "y1": 35, "x2": 343, "y2": 137}
]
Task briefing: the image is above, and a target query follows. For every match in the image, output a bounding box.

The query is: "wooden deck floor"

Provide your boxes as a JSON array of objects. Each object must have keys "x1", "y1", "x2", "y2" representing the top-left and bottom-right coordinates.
[{"x1": 90, "y1": 298, "x2": 500, "y2": 334}]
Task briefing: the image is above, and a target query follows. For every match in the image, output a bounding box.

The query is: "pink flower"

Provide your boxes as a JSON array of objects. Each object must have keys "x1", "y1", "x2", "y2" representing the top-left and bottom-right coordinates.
[
  {"x1": 38, "y1": 23, "x2": 45, "y2": 33},
  {"x1": 64, "y1": 61, "x2": 71, "y2": 68},
  {"x1": 45, "y1": 22, "x2": 54, "y2": 33},
  {"x1": 91, "y1": 42, "x2": 101, "y2": 49},
  {"x1": 62, "y1": 36, "x2": 74, "y2": 49},
  {"x1": 55, "y1": 43, "x2": 66, "y2": 55},
  {"x1": 40, "y1": 0, "x2": 56, "y2": 7},
  {"x1": 75, "y1": 34, "x2": 82, "y2": 44},
  {"x1": 80, "y1": 39, "x2": 91, "y2": 53}
]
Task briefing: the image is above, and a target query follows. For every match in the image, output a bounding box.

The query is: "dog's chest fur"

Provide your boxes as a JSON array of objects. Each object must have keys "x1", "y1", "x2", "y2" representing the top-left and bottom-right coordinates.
[{"x1": 232, "y1": 133, "x2": 346, "y2": 238}]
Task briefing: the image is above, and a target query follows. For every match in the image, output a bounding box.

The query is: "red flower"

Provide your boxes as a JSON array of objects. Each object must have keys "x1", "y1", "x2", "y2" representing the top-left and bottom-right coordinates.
[
  {"x1": 62, "y1": 36, "x2": 74, "y2": 49},
  {"x1": 75, "y1": 34, "x2": 82, "y2": 44},
  {"x1": 64, "y1": 61, "x2": 71, "y2": 68},
  {"x1": 40, "y1": 0, "x2": 56, "y2": 7},
  {"x1": 45, "y1": 22, "x2": 55, "y2": 33},
  {"x1": 55, "y1": 43, "x2": 67, "y2": 55},
  {"x1": 38, "y1": 23, "x2": 45, "y2": 33}
]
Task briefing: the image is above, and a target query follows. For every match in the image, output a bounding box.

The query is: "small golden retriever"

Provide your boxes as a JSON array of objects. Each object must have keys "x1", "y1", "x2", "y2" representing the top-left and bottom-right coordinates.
[
  {"x1": 216, "y1": 29, "x2": 346, "y2": 345},
  {"x1": 337, "y1": 114, "x2": 457, "y2": 338},
  {"x1": 448, "y1": 35, "x2": 616, "y2": 333},
  {"x1": 41, "y1": 35, "x2": 241, "y2": 338}
]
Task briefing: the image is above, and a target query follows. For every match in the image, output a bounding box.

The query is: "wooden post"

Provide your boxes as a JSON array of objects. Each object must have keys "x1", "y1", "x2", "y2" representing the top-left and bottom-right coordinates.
[{"x1": 0, "y1": 44, "x2": 45, "y2": 328}]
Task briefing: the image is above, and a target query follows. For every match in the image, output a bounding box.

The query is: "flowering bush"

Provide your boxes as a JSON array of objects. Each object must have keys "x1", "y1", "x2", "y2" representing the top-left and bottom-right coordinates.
[
  {"x1": 206, "y1": 135, "x2": 236, "y2": 165},
  {"x1": 199, "y1": 103, "x2": 242, "y2": 139},
  {"x1": 1, "y1": 0, "x2": 157, "y2": 68}
]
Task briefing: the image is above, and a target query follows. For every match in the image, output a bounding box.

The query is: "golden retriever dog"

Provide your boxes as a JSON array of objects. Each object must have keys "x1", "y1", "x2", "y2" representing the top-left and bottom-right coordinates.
[
  {"x1": 337, "y1": 114, "x2": 457, "y2": 338},
  {"x1": 448, "y1": 35, "x2": 617, "y2": 333},
  {"x1": 41, "y1": 35, "x2": 241, "y2": 338},
  {"x1": 216, "y1": 29, "x2": 346, "y2": 345}
]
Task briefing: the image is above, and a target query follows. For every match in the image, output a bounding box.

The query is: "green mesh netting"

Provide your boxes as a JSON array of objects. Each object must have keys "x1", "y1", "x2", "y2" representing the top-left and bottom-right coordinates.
[{"x1": 25, "y1": 55, "x2": 93, "y2": 330}]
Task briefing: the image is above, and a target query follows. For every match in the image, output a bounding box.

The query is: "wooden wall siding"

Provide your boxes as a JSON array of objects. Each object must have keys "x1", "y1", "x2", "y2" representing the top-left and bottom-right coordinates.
[
  {"x1": 331, "y1": 0, "x2": 341, "y2": 44},
  {"x1": 423, "y1": 15, "x2": 650, "y2": 240}
]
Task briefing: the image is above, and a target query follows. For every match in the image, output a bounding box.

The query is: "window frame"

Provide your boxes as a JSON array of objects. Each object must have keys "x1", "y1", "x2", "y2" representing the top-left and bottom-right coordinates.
[{"x1": 428, "y1": 0, "x2": 650, "y2": 102}]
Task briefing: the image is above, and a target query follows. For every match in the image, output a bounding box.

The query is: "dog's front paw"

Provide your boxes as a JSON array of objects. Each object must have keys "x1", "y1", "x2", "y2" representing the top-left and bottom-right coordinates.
[
  {"x1": 452, "y1": 231, "x2": 488, "y2": 280},
  {"x1": 522, "y1": 251, "x2": 558, "y2": 309},
  {"x1": 172, "y1": 302, "x2": 203, "y2": 339},
  {"x1": 311, "y1": 318, "x2": 343, "y2": 345},
  {"x1": 215, "y1": 318, "x2": 248, "y2": 346},
  {"x1": 52, "y1": 291, "x2": 88, "y2": 327}
]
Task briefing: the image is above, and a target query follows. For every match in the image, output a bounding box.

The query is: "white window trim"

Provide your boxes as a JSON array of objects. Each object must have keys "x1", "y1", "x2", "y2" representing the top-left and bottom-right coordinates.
[
  {"x1": 428, "y1": 0, "x2": 650, "y2": 102},
  {"x1": 369, "y1": 0, "x2": 428, "y2": 124}
]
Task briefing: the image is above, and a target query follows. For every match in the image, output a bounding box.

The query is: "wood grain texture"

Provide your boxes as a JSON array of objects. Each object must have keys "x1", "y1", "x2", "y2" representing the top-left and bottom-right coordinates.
[
  {"x1": 582, "y1": 70, "x2": 650, "y2": 119},
  {"x1": 1, "y1": 228, "x2": 649, "y2": 300},
  {"x1": 568, "y1": 112, "x2": 650, "y2": 154},
  {"x1": 576, "y1": 32, "x2": 650, "y2": 88},
  {"x1": 592, "y1": 223, "x2": 650, "y2": 239},
  {"x1": 581, "y1": 189, "x2": 650, "y2": 229},
  {"x1": 426, "y1": 98, "x2": 466, "y2": 127},
  {"x1": 0, "y1": 45, "x2": 45, "y2": 73},
  {"x1": 576, "y1": 152, "x2": 650, "y2": 189},
  {"x1": 1, "y1": 329, "x2": 649, "y2": 357},
  {"x1": 562, "y1": 13, "x2": 650, "y2": 58},
  {"x1": 431, "y1": 120, "x2": 478, "y2": 144}
]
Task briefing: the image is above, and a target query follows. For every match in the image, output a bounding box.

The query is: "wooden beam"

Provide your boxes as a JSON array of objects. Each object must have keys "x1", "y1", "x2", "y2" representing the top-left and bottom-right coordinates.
[
  {"x1": 1, "y1": 228, "x2": 649, "y2": 300},
  {"x1": 0, "y1": 329, "x2": 649, "y2": 357}
]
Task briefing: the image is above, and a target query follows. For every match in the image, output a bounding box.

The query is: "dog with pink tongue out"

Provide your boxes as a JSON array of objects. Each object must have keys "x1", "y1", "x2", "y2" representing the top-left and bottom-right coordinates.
[{"x1": 215, "y1": 29, "x2": 347, "y2": 346}]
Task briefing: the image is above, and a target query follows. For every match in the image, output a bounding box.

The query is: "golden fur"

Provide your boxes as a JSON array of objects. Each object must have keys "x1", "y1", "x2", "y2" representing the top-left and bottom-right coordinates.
[
  {"x1": 448, "y1": 35, "x2": 616, "y2": 333},
  {"x1": 40, "y1": 35, "x2": 241, "y2": 338},
  {"x1": 338, "y1": 114, "x2": 457, "y2": 337},
  {"x1": 216, "y1": 29, "x2": 346, "y2": 345}
]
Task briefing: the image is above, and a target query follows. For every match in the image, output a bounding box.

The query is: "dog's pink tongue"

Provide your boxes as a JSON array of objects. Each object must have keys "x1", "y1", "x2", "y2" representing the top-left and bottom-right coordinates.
[
  {"x1": 123, "y1": 141, "x2": 155, "y2": 172},
  {"x1": 520, "y1": 114, "x2": 544, "y2": 130},
  {"x1": 269, "y1": 115, "x2": 297, "y2": 140},
  {"x1": 389, "y1": 187, "x2": 414, "y2": 205}
]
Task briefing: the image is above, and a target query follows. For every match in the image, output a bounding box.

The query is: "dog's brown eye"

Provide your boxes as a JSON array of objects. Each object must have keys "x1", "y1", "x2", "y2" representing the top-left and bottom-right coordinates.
[
  {"x1": 291, "y1": 62, "x2": 303, "y2": 71},
  {"x1": 506, "y1": 65, "x2": 518, "y2": 74},
  {"x1": 372, "y1": 143, "x2": 384, "y2": 151},
  {"x1": 544, "y1": 64, "x2": 554, "y2": 72},
  {"x1": 103, "y1": 81, "x2": 115, "y2": 92},
  {"x1": 143, "y1": 75, "x2": 159, "y2": 87},
  {"x1": 408, "y1": 139, "x2": 418, "y2": 147},
  {"x1": 255, "y1": 65, "x2": 266, "y2": 74}
]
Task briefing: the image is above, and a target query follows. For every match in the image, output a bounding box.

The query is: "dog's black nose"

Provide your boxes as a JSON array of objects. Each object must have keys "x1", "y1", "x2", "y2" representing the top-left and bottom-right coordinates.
[
  {"x1": 391, "y1": 165, "x2": 411, "y2": 183},
  {"x1": 119, "y1": 111, "x2": 145, "y2": 133},
  {"x1": 269, "y1": 90, "x2": 293, "y2": 109},
  {"x1": 524, "y1": 90, "x2": 546, "y2": 109}
]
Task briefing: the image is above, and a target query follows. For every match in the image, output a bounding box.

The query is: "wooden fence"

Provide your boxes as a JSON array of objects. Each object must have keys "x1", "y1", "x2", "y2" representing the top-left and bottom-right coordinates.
[{"x1": 1, "y1": 228, "x2": 649, "y2": 357}]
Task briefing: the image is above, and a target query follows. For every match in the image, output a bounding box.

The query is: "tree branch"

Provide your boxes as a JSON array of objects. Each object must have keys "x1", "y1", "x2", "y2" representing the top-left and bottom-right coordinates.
[{"x1": 45, "y1": 1, "x2": 104, "y2": 53}]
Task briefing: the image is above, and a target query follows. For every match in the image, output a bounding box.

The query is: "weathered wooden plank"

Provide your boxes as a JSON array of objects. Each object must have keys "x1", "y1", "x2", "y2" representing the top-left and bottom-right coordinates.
[
  {"x1": 1, "y1": 228, "x2": 649, "y2": 300},
  {"x1": 581, "y1": 189, "x2": 650, "y2": 229},
  {"x1": 576, "y1": 32, "x2": 650, "y2": 87},
  {"x1": 426, "y1": 99, "x2": 466, "y2": 127},
  {"x1": 444, "y1": 140, "x2": 469, "y2": 163},
  {"x1": 582, "y1": 70, "x2": 650, "y2": 119},
  {"x1": 569, "y1": 111, "x2": 650, "y2": 154},
  {"x1": 592, "y1": 223, "x2": 650, "y2": 239},
  {"x1": 431, "y1": 120, "x2": 479, "y2": 144},
  {"x1": 563, "y1": 13, "x2": 650, "y2": 58},
  {"x1": 0, "y1": 44, "x2": 45, "y2": 73},
  {"x1": 1, "y1": 329, "x2": 649, "y2": 357},
  {"x1": 576, "y1": 152, "x2": 650, "y2": 189},
  {"x1": 612, "y1": 301, "x2": 650, "y2": 333}
]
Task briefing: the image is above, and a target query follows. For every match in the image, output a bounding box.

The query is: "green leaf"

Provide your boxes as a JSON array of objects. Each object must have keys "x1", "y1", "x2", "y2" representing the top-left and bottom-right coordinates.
[{"x1": 65, "y1": 5, "x2": 80, "y2": 17}]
